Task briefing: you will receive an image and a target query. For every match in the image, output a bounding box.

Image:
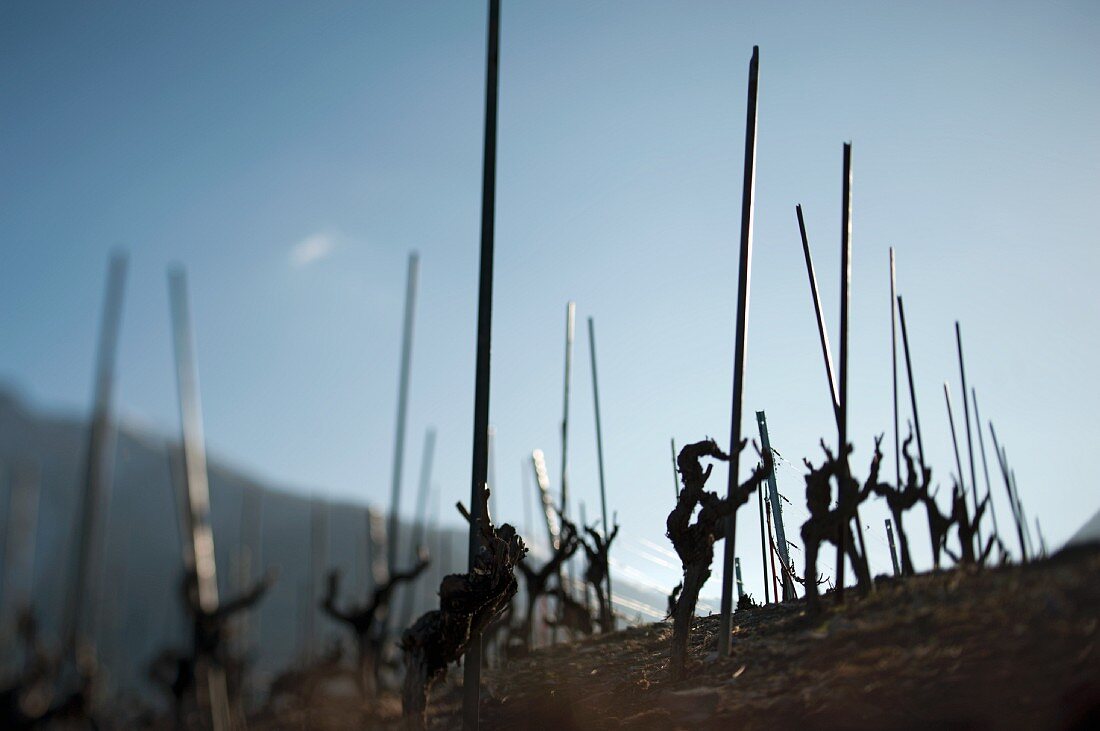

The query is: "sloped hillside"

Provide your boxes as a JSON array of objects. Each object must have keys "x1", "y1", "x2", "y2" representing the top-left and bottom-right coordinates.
[{"x1": 432, "y1": 546, "x2": 1100, "y2": 730}]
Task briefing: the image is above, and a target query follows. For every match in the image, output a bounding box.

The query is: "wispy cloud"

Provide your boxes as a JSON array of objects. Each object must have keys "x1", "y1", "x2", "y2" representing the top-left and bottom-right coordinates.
[{"x1": 290, "y1": 232, "x2": 336, "y2": 267}]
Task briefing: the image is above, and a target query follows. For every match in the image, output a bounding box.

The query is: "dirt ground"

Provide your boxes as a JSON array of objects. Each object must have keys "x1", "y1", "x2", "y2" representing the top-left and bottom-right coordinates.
[
  {"x1": 246, "y1": 545, "x2": 1100, "y2": 730},
  {"x1": 424, "y1": 545, "x2": 1100, "y2": 730}
]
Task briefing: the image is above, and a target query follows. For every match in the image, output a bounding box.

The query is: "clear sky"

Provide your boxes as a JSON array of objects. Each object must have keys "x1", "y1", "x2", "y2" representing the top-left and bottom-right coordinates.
[{"x1": 2, "y1": 1, "x2": 1098, "y2": 606}]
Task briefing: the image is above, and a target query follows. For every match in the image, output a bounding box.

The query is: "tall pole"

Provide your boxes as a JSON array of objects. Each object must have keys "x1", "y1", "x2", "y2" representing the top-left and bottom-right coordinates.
[
  {"x1": 62, "y1": 253, "x2": 127, "y2": 667},
  {"x1": 587, "y1": 317, "x2": 613, "y2": 627},
  {"x1": 890, "y1": 249, "x2": 900, "y2": 492},
  {"x1": 896, "y1": 297, "x2": 926, "y2": 470},
  {"x1": 836, "y1": 142, "x2": 858, "y2": 601},
  {"x1": 388, "y1": 252, "x2": 420, "y2": 577},
  {"x1": 796, "y1": 204, "x2": 839, "y2": 417},
  {"x1": 168, "y1": 266, "x2": 231, "y2": 731},
  {"x1": 560, "y1": 302, "x2": 576, "y2": 593},
  {"x1": 971, "y1": 389, "x2": 1002, "y2": 547},
  {"x1": 756, "y1": 411, "x2": 793, "y2": 599},
  {"x1": 464, "y1": 1, "x2": 501, "y2": 725},
  {"x1": 560, "y1": 302, "x2": 575, "y2": 522},
  {"x1": 955, "y1": 323, "x2": 981, "y2": 547},
  {"x1": 717, "y1": 44, "x2": 759, "y2": 660}
]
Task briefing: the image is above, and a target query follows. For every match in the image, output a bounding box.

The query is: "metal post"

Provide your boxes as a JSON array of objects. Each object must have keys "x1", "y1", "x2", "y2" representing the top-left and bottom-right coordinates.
[
  {"x1": 387, "y1": 253, "x2": 419, "y2": 577},
  {"x1": 890, "y1": 249, "x2": 901, "y2": 495},
  {"x1": 756, "y1": 411, "x2": 794, "y2": 600},
  {"x1": 943, "y1": 384, "x2": 966, "y2": 495},
  {"x1": 756, "y1": 484, "x2": 769, "y2": 605},
  {"x1": 718, "y1": 44, "x2": 759, "y2": 660},
  {"x1": 62, "y1": 253, "x2": 127, "y2": 667},
  {"x1": 168, "y1": 266, "x2": 231, "y2": 731},
  {"x1": 464, "y1": 1, "x2": 502, "y2": 724},
  {"x1": 955, "y1": 323, "x2": 981, "y2": 547},
  {"x1": 560, "y1": 302, "x2": 575, "y2": 523},
  {"x1": 896, "y1": 297, "x2": 926, "y2": 471},
  {"x1": 560, "y1": 302, "x2": 575, "y2": 593},
  {"x1": 797, "y1": 187, "x2": 870, "y2": 597},
  {"x1": 989, "y1": 423, "x2": 1027, "y2": 562},
  {"x1": 764, "y1": 496, "x2": 780, "y2": 601},
  {"x1": 796, "y1": 204, "x2": 839, "y2": 416},
  {"x1": 885, "y1": 519, "x2": 901, "y2": 577},
  {"x1": 587, "y1": 317, "x2": 613, "y2": 628},
  {"x1": 734, "y1": 557, "x2": 744, "y2": 602},
  {"x1": 836, "y1": 142, "x2": 852, "y2": 601}
]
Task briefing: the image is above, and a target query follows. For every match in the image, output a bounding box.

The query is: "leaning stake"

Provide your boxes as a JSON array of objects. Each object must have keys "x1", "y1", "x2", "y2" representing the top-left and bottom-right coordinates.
[
  {"x1": 796, "y1": 204, "x2": 839, "y2": 416},
  {"x1": 955, "y1": 323, "x2": 982, "y2": 548},
  {"x1": 464, "y1": 0, "x2": 501, "y2": 725},
  {"x1": 971, "y1": 389, "x2": 1002, "y2": 550},
  {"x1": 896, "y1": 297, "x2": 926, "y2": 470},
  {"x1": 718, "y1": 45, "x2": 760, "y2": 659},
  {"x1": 587, "y1": 316, "x2": 614, "y2": 630}
]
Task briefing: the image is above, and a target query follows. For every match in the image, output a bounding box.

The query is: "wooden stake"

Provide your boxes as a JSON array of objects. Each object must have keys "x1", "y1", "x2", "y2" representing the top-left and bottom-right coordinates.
[
  {"x1": 718, "y1": 44, "x2": 760, "y2": 660},
  {"x1": 464, "y1": 1, "x2": 501, "y2": 722}
]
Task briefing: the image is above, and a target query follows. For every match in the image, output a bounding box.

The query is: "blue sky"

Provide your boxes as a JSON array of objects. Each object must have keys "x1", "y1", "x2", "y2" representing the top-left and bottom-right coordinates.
[{"x1": 2, "y1": 1, "x2": 1098, "y2": 605}]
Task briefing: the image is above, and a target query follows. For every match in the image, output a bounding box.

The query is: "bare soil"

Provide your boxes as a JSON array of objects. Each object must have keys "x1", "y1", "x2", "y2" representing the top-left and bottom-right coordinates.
[
  {"x1": 251, "y1": 545, "x2": 1100, "y2": 730},
  {"x1": 435, "y1": 545, "x2": 1100, "y2": 730}
]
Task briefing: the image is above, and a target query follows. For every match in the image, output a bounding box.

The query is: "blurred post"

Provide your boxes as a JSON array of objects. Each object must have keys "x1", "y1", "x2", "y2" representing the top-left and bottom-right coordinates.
[
  {"x1": 168, "y1": 266, "x2": 231, "y2": 731},
  {"x1": 61, "y1": 252, "x2": 127, "y2": 673}
]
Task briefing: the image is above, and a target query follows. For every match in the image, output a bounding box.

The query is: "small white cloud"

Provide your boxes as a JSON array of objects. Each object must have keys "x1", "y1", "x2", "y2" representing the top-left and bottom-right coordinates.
[{"x1": 290, "y1": 232, "x2": 336, "y2": 267}]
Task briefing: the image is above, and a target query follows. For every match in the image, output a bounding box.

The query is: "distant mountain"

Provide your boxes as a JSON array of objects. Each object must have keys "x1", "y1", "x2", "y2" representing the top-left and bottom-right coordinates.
[
  {"x1": 0, "y1": 386, "x2": 674, "y2": 701},
  {"x1": 1066, "y1": 507, "x2": 1100, "y2": 548}
]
